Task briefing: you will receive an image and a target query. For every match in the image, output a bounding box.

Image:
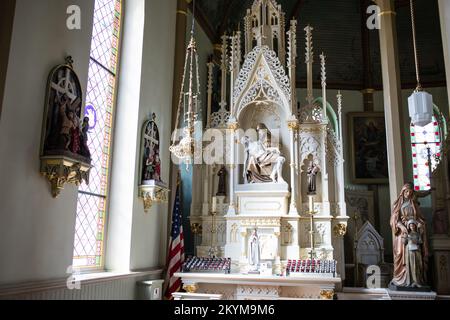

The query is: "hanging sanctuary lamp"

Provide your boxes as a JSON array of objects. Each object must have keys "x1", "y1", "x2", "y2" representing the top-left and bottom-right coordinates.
[
  {"x1": 169, "y1": 0, "x2": 201, "y2": 168},
  {"x1": 407, "y1": 0, "x2": 433, "y2": 127}
]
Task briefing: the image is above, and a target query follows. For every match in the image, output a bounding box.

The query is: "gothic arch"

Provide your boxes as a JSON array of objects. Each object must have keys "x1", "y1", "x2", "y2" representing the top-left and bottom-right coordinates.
[{"x1": 233, "y1": 46, "x2": 291, "y2": 120}]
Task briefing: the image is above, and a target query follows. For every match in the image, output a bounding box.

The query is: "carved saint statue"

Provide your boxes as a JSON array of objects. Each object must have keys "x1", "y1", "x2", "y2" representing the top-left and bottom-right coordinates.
[
  {"x1": 307, "y1": 160, "x2": 320, "y2": 195},
  {"x1": 216, "y1": 166, "x2": 227, "y2": 196},
  {"x1": 241, "y1": 135, "x2": 285, "y2": 184},
  {"x1": 390, "y1": 183, "x2": 429, "y2": 289},
  {"x1": 248, "y1": 228, "x2": 261, "y2": 269}
]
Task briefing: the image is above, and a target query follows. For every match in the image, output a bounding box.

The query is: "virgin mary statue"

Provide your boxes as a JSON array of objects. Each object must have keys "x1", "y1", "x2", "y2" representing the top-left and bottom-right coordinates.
[
  {"x1": 248, "y1": 228, "x2": 261, "y2": 270},
  {"x1": 389, "y1": 183, "x2": 429, "y2": 289}
]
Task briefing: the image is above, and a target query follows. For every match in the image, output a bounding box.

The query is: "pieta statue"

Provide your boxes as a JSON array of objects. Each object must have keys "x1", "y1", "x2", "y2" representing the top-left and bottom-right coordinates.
[
  {"x1": 389, "y1": 183, "x2": 430, "y2": 289},
  {"x1": 241, "y1": 135, "x2": 285, "y2": 184}
]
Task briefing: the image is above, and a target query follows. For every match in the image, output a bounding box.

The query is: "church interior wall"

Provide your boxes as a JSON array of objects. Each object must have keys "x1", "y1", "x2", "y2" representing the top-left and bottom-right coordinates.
[
  {"x1": 0, "y1": 0, "x2": 178, "y2": 287},
  {"x1": 1, "y1": 0, "x2": 449, "y2": 297},
  {"x1": 128, "y1": 0, "x2": 177, "y2": 272},
  {"x1": 0, "y1": 0, "x2": 95, "y2": 285}
]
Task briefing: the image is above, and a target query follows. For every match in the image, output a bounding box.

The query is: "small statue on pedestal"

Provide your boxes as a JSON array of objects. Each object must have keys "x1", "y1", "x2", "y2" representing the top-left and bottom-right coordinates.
[
  {"x1": 248, "y1": 228, "x2": 261, "y2": 272},
  {"x1": 216, "y1": 166, "x2": 227, "y2": 196},
  {"x1": 307, "y1": 160, "x2": 320, "y2": 195}
]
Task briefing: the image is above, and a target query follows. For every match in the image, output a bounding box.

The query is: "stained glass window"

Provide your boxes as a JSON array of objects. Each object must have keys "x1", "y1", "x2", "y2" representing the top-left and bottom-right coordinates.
[
  {"x1": 410, "y1": 112, "x2": 443, "y2": 191},
  {"x1": 73, "y1": 0, "x2": 122, "y2": 269}
]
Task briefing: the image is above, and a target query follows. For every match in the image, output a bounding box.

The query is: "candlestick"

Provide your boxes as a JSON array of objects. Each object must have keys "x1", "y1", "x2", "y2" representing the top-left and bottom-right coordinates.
[
  {"x1": 212, "y1": 196, "x2": 218, "y2": 213},
  {"x1": 308, "y1": 195, "x2": 316, "y2": 261}
]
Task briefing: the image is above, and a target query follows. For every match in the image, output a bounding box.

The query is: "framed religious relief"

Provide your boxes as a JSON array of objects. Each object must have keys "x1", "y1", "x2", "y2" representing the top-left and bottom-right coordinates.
[
  {"x1": 138, "y1": 113, "x2": 169, "y2": 212},
  {"x1": 39, "y1": 56, "x2": 92, "y2": 197},
  {"x1": 348, "y1": 112, "x2": 389, "y2": 184}
]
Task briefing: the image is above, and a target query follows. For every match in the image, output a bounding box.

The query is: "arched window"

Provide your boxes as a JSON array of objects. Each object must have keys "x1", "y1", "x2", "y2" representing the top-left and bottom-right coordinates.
[
  {"x1": 73, "y1": 0, "x2": 122, "y2": 270},
  {"x1": 410, "y1": 106, "x2": 446, "y2": 191}
]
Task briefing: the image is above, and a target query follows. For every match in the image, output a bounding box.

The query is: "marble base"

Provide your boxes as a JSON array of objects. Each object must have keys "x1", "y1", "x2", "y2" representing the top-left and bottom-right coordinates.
[
  {"x1": 388, "y1": 283, "x2": 431, "y2": 292},
  {"x1": 175, "y1": 272, "x2": 340, "y2": 300},
  {"x1": 387, "y1": 289, "x2": 437, "y2": 300},
  {"x1": 235, "y1": 183, "x2": 290, "y2": 216}
]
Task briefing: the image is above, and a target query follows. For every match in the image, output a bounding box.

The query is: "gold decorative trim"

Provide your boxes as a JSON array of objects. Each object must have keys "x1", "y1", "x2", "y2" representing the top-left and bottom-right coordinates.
[
  {"x1": 378, "y1": 10, "x2": 397, "y2": 16},
  {"x1": 183, "y1": 284, "x2": 198, "y2": 293},
  {"x1": 227, "y1": 122, "x2": 239, "y2": 131},
  {"x1": 319, "y1": 289, "x2": 334, "y2": 300},
  {"x1": 287, "y1": 120, "x2": 299, "y2": 131},
  {"x1": 176, "y1": 10, "x2": 187, "y2": 16},
  {"x1": 361, "y1": 88, "x2": 375, "y2": 94},
  {"x1": 40, "y1": 156, "x2": 91, "y2": 198},
  {"x1": 191, "y1": 223, "x2": 202, "y2": 234},
  {"x1": 139, "y1": 182, "x2": 170, "y2": 213},
  {"x1": 333, "y1": 223, "x2": 347, "y2": 237}
]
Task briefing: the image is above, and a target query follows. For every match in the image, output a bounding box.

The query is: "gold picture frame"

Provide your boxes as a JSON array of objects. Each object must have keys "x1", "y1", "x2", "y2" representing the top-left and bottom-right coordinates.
[{"x1": 348, "y1": 112, "x2": 389, "y2": 184}]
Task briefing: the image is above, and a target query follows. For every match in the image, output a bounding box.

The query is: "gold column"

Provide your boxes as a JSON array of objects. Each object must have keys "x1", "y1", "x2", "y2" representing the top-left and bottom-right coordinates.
[
  {"x1": 167, "y1": 0, "x2": 188, "y2": 255},
  {"x1": 375, "y1": 0, "x2": 406, "y2": 204},
  {"x1": 361, "y1": 88, "x2": 375, "y2": 112},
  {"x1": 171, "y1": 0, "x2": 188, "y2": 130}
]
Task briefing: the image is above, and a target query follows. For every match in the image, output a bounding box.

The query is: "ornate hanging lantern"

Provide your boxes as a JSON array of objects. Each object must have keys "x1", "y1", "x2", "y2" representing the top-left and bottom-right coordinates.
[
  {"x1": 169, "y1": 3, "x2": 201, "y2": 168},
  {"x1": 408, "y1": 0, "x2": 433, "y2": 127}
]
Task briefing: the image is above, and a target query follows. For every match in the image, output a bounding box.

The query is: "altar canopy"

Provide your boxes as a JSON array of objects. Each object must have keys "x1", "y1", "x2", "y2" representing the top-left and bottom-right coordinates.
[{"x1": 186, "y1": 0, "x2": 349, "y2": 299}]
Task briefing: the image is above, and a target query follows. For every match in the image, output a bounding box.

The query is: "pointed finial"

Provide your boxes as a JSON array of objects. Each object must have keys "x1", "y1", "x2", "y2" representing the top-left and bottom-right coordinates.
[
  {"x1": 337, "y1": 90, "x2": 343, "y2": 114},
  {"x1": 304, "y1": 25, "x2": 314, "y2": 64}
]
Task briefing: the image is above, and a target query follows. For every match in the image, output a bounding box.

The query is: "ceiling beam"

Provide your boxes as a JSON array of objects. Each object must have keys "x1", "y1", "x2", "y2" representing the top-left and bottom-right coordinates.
[{"x1": 188, "y1": 1, "x2": 216, "y2": 44}]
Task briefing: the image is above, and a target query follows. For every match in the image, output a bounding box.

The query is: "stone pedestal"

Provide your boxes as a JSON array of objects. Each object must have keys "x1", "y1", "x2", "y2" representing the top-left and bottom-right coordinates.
[
  {"x1": 235, "y1": 183, "x2": 290, "y2": 216},
  {"x1": 387, "y1": 289, "x2": 437, "y2": 300},
  {"x1": 175, "y1": 272, "x2": 341, "y2": 300}
]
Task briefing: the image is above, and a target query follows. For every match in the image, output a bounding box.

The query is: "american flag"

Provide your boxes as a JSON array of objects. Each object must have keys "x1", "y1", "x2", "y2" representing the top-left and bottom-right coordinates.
[{"x1": 164, "y1": 180, "x2": 184, "y2": 299}]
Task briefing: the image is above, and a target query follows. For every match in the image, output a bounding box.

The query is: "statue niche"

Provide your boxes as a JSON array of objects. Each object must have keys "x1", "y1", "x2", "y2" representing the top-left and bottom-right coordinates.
[{"x1": 241, "y1": 124, "x2": 286, "y2": 184}]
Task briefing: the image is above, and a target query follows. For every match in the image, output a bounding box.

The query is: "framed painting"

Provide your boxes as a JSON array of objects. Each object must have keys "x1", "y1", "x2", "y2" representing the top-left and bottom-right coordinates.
[{"x1": 348, "y1": 112, "x2": 389, "y2": 184}]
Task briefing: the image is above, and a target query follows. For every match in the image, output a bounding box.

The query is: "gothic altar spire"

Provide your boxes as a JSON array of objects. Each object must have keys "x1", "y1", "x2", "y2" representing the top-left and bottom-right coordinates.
[{"x1": 244, "y1": 0, "x2": 286, "y2": 66}]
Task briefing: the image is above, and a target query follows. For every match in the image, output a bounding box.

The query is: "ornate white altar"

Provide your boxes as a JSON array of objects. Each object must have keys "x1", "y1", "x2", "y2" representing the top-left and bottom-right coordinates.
[{"x1": 186, "y1": 0, "x2": 349, "y2": 299}]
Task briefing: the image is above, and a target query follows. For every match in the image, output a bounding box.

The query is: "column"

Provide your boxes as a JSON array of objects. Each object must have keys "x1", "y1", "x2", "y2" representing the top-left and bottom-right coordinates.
[
  {"x1": 288, "y1": 121, "x2": 299, "y2": 215},
  {"x1": 375, "y1": 0, "x2": 406, "y2": 204},
  {"x1": 227, "y1": 123, "x2": 238, "y2": 215},
  {"x1": 171, "y1": 0, "x2": 188, "y2": 129},
  {"x1": 168, "y1": 0, "x2": 188, "y2": 252},
  {"x1": 321, "y1": 127, "x2": 329, "y2": 209},
  {"x1": 202, "y1": 165, "x2": 209, "y2": 216},
  {"x1": 337, "y1": 92, "x2": 347, "y2": 217},
  {"x1": 240, "y1": 230, "x2": 248, "y2": 259},
  {"x1": 439, "y1": 0, "x2": 450, "y2": 116},
  {"x1": 0, "y1": 0, "x2": 16, "y2": 121}
]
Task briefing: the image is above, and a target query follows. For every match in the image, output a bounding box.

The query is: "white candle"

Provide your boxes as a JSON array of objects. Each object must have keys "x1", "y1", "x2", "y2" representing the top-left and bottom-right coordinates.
[
  {"x1": 309, "y1": 196, "x2": 314, "y2": 214},
  {"x1": 212, "y1": 197, "x2": 218, "y2": 213}
]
